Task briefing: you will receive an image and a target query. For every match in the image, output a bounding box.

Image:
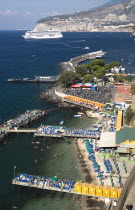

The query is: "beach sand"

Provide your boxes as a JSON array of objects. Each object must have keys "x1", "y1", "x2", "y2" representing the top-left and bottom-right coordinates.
[{"x1": 76, "y1": 138, "x2": 105, "y2": 209}]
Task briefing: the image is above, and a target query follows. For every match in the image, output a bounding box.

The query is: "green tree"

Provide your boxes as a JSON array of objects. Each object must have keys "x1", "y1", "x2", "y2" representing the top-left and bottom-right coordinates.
[
  {"x1": 109, "y1": 62, "x2": 120, "y2": 69},
  {"x1": 124, "y1": 76, "x2": 134, "y2": 82},
  {"x1": 125, "y1": 106, "x2": 134, "y2": 125},
  {"x1": 59, "y1": 71, "x2": 76, "y2": 88},
  {"x1": 90, "y1": 59, "x2": 105, "y2": 67},
  {"x1": 104, "y1": 64, "x2": 110, "y2": 70},
  {"x1": 82, "y1": 74, "x2": 94, "y2": 83},
  {"x1": 76, "y1": 73, "x2": 82, "y2": 80},
  {"x1": 75, "y1": 65, "x2": 87, "y2": 77},
  {"x1": 113, "y1": 74, "x2": 124, "y2": 82},
  {"x1": 95, "y1": 72, "x2": 104, "y2": 79},
  {"x1": 91, "y1": 65, "x2": 100, "y2": 71},
  {"x1": 131, "y1": 83, "x2": 135, "y2": 95},
  {"x1": 94, "y1": 67, "x2": 106, "y2": 79}
]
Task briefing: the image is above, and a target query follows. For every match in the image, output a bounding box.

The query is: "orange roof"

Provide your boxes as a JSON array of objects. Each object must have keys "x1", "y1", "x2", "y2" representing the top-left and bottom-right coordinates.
[
  {"x1": 71, "y1": 84, "x2": 82, "y2": 88},
  {"x1": 116, "y1": 86, "x2": 131, "y2": 94}
]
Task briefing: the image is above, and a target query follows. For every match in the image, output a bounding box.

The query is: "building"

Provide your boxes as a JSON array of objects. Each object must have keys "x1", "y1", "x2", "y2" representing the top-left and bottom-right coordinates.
[{"x1": 114, "y1": 86, "x2": 132, "y2": 107}]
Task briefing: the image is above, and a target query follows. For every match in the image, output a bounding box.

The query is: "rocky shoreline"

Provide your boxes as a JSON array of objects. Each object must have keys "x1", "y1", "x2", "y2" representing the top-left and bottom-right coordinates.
[{"x1": 40, "y1": 85, "x2": 78, "y2": 108}]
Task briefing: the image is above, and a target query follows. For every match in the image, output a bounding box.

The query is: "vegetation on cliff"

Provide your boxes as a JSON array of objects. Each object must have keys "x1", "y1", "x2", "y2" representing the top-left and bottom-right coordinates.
[{"x1": 59, "y1": 59, "x2": 121, "y2": 87}]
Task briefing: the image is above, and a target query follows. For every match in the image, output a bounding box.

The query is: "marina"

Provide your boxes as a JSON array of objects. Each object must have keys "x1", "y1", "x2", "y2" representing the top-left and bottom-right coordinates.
[{"x1": 1, "y1": 31, "x2": 135, "y2": 209}]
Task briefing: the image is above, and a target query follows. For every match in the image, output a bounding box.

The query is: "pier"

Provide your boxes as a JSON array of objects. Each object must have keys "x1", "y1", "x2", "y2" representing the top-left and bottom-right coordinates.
[
  {"x1": 70, "y1": 50, "x2": 106, "y2": 66},
  {"x1": 60, "y1": 50, "x2": 106, "y2": 71},
  {"x1": 34, "y1": 125, "x2": 101, "y2": 139},
  {"x1": 0, "y1": 109, "x2": 46, "y2": 139},
  {"x1": 4, "y1": 125, "x2": 101, "y2": 139},
  {"x1": 7, "y1": 76, "x2": 59, "y2": 83},
  {"x1": 5, "y1": 129, "x2": 36, "y2": 133},
  {"x1": 12, "y1": 173, "x2": 121, "y2": 200}
]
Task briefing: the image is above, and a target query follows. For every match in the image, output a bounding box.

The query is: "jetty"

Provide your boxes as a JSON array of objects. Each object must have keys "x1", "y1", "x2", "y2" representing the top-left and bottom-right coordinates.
[
  {"x1": 0, "y1": 109, "x2": 46, "y2": 139},
  {"x1": 70, "y1": 50, "x2": 106, "y2": 66},
  {"x1": 12, "y1": 173, "x2": 121, "y2": 200},
  {"x1": 34, "y1": 125, "x2": 101, "y2": 139},
  {"x1": 4, "y1": 125, "x2": 101, "y2": 139},
  {"x1": 7, "y1": 76, "x2": 59, "y2": 83}
]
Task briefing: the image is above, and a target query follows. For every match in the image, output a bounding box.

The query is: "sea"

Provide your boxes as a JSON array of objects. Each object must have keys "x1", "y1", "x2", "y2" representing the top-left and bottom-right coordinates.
[{"x1": 0, "y1": 31, "x2": 135, "y2": 210}]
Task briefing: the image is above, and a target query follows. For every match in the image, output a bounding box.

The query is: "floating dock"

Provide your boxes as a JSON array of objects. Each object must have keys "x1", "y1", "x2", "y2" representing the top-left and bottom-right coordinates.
[{"x1": 12, "y1": 173, "x2": 122, "y2": 200}]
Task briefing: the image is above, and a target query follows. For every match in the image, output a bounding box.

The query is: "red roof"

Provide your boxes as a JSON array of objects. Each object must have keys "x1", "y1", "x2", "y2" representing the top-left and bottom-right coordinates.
[
  {"x1": 71, "y1": 84, "x2": 82, "y2": 88},
  {"x1": 116, "y1": 86, "x2": 131, "y2": 94}
]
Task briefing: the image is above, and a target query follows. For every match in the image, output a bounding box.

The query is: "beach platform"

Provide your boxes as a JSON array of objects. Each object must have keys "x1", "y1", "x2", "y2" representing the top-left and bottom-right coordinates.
[{"x1": 12, "y1": 173, "x2": 121, "y2": 200}]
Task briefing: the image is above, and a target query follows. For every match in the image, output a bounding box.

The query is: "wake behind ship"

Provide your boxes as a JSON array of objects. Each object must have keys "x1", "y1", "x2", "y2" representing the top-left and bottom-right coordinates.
[{"x1": 22, "y1": 29, "x2": 63, "y2": 39}]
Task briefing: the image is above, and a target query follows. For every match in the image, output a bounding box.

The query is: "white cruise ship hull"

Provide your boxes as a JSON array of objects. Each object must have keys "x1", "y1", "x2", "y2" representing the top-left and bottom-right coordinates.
[{"x1": 22, "y1": 29, "x2": 63, "y2": 39}]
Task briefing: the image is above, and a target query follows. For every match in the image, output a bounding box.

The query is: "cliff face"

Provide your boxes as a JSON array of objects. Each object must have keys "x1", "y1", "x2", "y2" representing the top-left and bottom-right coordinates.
[{"x1": 34, "y1": 0, "x2": 135, "y2": 32}]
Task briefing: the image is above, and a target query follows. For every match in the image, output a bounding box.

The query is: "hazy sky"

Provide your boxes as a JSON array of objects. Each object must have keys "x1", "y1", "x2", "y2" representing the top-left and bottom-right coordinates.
[{"x1": 0, "y1": 0, "x2": 110, "y2": 30}]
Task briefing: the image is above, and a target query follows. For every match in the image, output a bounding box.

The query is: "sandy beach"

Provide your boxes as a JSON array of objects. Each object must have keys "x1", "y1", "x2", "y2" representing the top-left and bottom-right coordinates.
[{"x1": 75, "y1": 112, "x2": 135, "y2": 209}]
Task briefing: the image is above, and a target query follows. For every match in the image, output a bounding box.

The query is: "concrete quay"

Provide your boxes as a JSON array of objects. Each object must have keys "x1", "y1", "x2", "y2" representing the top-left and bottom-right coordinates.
[
  {"x1": 60, "y1": 50, "x2": 106, "y2": 72},
  {"x1": 70, "y1": 50, "x2": 106, "y2": 66}
]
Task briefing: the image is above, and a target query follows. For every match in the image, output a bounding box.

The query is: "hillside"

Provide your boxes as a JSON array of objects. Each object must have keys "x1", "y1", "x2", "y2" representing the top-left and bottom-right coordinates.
[{"x1": 34, "y1": 0, "x2": 135, "y2": 32}]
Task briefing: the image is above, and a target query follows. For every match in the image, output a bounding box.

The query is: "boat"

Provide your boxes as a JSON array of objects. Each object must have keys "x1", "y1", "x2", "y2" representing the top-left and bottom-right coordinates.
[
  {"x1": 22, "y1": 29, "x2": 63, "y2": 39},
  {"x1": 84, "y1": 46, "x2": 90, "y2": 49},
  {"x1": 7, "y1": 79, "x2": 14, "y2": 82},
  {"x1": 60, "y1": 121, "x2": 64, "y2": 125},
  {"x1": 32, "y1": 141, "x2": 40, "y2": 144},
  {"x1": 74, "y1": 114, "x2": 82, "y2": 118},
  {"x1": 77, "y1": 112, "x2": 84, "y2": 115}
]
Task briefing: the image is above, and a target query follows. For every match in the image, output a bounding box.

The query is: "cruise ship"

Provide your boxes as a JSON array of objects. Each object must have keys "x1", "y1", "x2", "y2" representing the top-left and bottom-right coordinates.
[{"x1": 22, "y1": 29, "x2": 63, "y2": 39}]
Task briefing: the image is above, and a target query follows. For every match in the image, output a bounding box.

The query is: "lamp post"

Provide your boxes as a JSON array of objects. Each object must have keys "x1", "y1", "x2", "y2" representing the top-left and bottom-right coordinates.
[{"x1": 14, "y1": 165, "x2": 16, "y2": 179}]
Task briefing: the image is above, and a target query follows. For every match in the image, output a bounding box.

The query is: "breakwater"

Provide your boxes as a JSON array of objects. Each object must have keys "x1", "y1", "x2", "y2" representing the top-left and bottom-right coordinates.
[
  {"x1": 60, "y1": 50, "x2": 106, "y2": 71},
  {"x1": 0, "y1": 109, "x2": 46, "y2": 140}
]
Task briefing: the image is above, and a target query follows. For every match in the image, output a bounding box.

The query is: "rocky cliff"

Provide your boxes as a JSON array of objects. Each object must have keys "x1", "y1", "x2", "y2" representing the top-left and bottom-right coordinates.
[{"x1": 34, "y1": 0, "x2": 135, "y2": 32}]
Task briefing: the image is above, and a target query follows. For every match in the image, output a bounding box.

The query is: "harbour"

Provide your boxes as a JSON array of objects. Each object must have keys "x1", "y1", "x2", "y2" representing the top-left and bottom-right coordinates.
[{"x1": 0, "y1": 31, "x2": 135, "y2": 210}]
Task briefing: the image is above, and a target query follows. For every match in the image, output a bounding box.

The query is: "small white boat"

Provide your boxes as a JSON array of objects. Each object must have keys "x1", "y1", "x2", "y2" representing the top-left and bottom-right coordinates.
[
  {"x1": 84, "y1": 46, "x2": 90, "y2": 49},
  {"x1": 32, "y1": 141, "x2": 40, "y2": 144},
  {"x1": 60, "y1": 121, "x2": 64, "y2": 125},
  {"x1": 74, "y1": 114, "x2": 82, "y2": 118},
  {"x1": 77, "y1": 112, "x2": 84, "y2": 115}
]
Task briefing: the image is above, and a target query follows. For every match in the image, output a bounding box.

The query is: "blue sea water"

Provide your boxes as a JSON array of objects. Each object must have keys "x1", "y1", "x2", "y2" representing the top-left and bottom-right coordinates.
[{"x1": 0, "y1": 31, "x2": 135, "y2": 210}]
